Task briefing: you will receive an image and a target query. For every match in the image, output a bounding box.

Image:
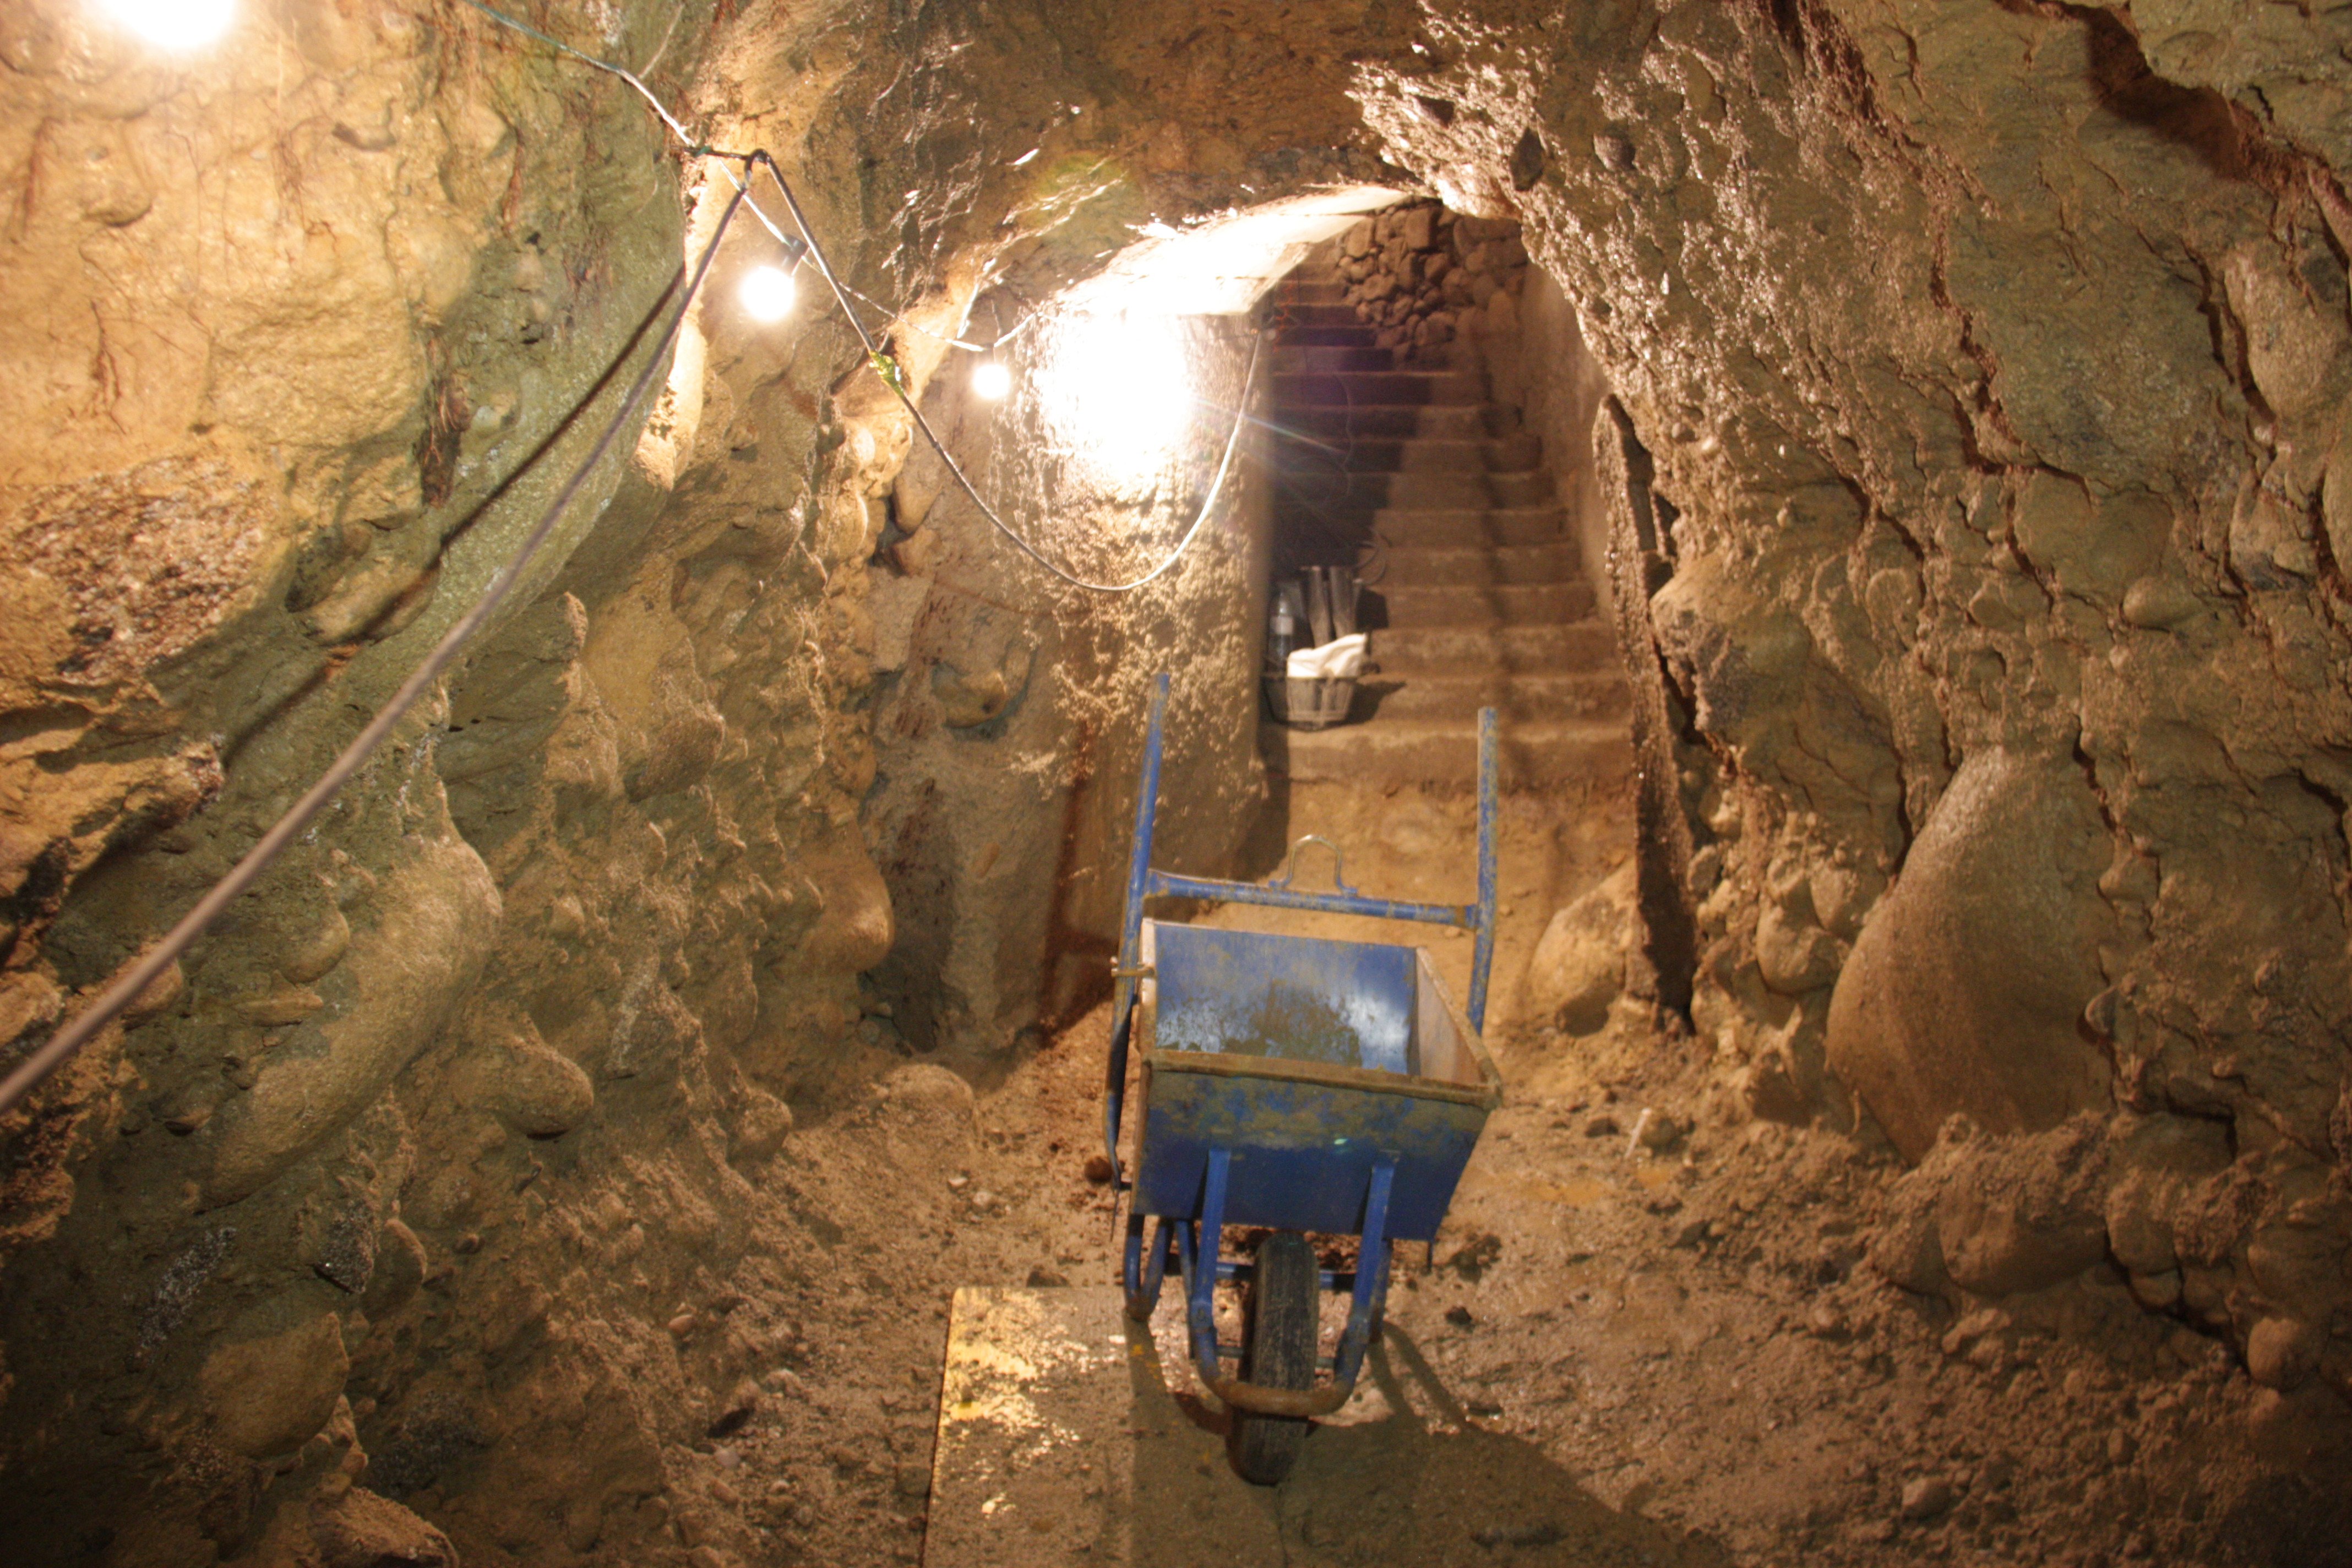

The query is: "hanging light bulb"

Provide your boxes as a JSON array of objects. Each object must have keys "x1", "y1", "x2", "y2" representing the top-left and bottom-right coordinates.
[
  {"x1": 98, "y1": 0, "x2": 235, "y2": 48},
  {"x1": 739, "y1": 264, "x2": 797, "y2": 324},
  {"x1": 971, "y1": 360, "x2": 1012, "y2": 401},
  {"x1": 1039, "y1": 309, "x2": 1189, "y2": 484}
]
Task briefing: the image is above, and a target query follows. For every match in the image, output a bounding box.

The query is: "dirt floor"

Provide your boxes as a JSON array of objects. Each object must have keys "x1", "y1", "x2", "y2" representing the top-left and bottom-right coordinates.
[{"x1": 696, "y1": 776, "x2": 2352, "y2": 1568}]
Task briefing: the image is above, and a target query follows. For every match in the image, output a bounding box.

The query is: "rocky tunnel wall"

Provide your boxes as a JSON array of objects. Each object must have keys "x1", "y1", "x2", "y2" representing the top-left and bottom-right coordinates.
[
  {"x1": 863, "y1": 308, "x2": 1273, "y2": 1059},
  {"x1": 8, "y1": 0, "x2": 2352, "y2": 1559},
  {"x1": 1360, "y1": 0, "x2": 2352, "y2": 1399},
  {"x1": 0, "y1": 1, "x2": 1412, "y2": 1558}
]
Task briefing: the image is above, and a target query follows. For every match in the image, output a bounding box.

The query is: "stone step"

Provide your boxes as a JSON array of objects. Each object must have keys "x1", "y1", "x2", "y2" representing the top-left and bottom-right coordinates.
[
  {"x1": 1379, "y1": 580, "x2": 1596, "y2": 628},
  {"x1": 1279, "y1": 472, "x2": 1552, "y2": 510},
  {"x1": 1370, "y1": 620, "x2": 1618, "y2": 672},
  {"x1": 1273, "y1": 323, "x2": 1382, "y2": 347},
  {"x1": 1361, "y1": 507, "x2": 1571, "y2": 548},
  {"x1": 1259, "y1": 717, "x2": 1635, "y2": 787},
  {"x1": 1362, "y1": 666, "x2": 1631, "y2": 723},
  {"x1": 1270, "y1": 344, "x2": 1398, "y2": 373},
  {"x1": 1375, "y1": 542, "x2": 1579, "y2": 586},
  {"x1": 1270, "y1": 306, "x2": 1365, "y2": 333},
  {"x1": 1278, "y1": 469, "x2": 1556, "y2": 509},
  {"x1": 1271, "y1": 369, "x2": 1484, "y2": 407},
  {"x1": 1270, "y1": 433, "x2": 1543, "y2": 475},
  {"x1": 1276, "y1": 403, "x2": 1500, "y2": 440}
]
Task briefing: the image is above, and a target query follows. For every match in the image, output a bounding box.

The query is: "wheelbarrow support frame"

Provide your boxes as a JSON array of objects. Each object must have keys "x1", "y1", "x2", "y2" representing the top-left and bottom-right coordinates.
[{"x1": 1104, "y1": 672, "x2": 1498, "y2": 1417}]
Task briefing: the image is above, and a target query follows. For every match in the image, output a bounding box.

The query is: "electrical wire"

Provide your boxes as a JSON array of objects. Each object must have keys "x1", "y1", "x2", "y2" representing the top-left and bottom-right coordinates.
[
  {"x1": 756, "y1": 156, "x2": 1263, "y2": 594},
  {"x1": 1, "y1": 4, "x2": 1271, "y2": 1113},
  {"x1": 452, "y1": 0, "x2": 804, "y2": 259},
  {"x1": 455, "y1": 0, "x2": 1243, "y2": 591},
  {"x1": 453, "y1": 0, "x2": 1043, "y2": 354},
  {"x1": 831, "y1": 274, "x2": 1044, "y2": 353},
  {"x1": 0, "y1": 176, "x2": 756, "y2": 1121}
]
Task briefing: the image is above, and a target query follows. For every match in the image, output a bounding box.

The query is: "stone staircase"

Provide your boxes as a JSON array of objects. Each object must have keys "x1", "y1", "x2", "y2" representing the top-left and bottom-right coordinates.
[{"x1": 1258, "y1": 277, "x2": 1632, "y2": 788}]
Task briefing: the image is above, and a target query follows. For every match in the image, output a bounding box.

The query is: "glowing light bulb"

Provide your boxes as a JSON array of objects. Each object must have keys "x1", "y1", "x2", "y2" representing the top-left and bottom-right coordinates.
[
  {"x1": 1040, "y1": 309, "x2": 1189, "y2": 484},
  {"x1": 971, "y1": 361, "x2": 1012, "y2": 401},
  {"x1": 739, "y1": 264, "x2": 796, "y2": 323},
  {"x1": 99, "y1": 0, "x2": 235, "y2": 48}
]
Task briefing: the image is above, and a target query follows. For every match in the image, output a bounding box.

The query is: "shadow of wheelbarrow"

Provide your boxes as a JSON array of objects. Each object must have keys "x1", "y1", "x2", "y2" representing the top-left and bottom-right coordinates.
[{"x1": 1125, "y1": 1308, "x2": 1731, "y2": 1568}]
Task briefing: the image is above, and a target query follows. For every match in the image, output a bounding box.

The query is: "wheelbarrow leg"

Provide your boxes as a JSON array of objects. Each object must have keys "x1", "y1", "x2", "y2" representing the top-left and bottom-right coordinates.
[
  {"x1": 1122, "y1": 1210, "x2": 1146, "y2": 1313},
  {"x1": 1331, "y1": 1161, "x2": 1396, "y2": 1392},
  {"x1": 1124, "y1": 1210, "x2": 1179, "y2": 1321},
  {"x1": 1180, "y1": 1148, "x2": 1234, "y2": 1384},
  {"x1": 1366, "y1": 1224, "x2": 1395, "y2": 1346}
]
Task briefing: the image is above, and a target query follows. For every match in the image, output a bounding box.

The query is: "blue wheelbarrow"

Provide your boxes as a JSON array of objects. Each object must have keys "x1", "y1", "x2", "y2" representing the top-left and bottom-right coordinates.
[{"x1": 1104, "y1": 673, "x2": 1504, "y2": 1483}]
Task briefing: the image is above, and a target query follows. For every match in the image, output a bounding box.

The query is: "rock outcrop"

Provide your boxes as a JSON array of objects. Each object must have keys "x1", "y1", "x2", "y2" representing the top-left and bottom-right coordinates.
[{"x1": 1825, "y1": 747, "x2": 2113, "y2": 1163}]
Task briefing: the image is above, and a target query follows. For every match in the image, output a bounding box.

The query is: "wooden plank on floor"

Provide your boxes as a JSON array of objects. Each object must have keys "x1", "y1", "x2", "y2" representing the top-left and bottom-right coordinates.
[
  {"x1": 924, "y1": 1286, "x2": 1131, "y2": 1567},
  {"x1": 923, "y1": 1286, "x2": 1290, "y2": 1568}
]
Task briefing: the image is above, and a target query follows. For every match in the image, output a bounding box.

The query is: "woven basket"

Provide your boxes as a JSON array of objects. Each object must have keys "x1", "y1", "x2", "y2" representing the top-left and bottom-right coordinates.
[{"x1": 1264, "y1": 675, "x2": 1356, "y2": 730}]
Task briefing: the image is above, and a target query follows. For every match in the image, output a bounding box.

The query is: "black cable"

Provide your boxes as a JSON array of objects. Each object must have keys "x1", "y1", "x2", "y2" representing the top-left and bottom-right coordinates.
[{"x1": 0, "y1": 175, "x2": 756, "y2": 1120}]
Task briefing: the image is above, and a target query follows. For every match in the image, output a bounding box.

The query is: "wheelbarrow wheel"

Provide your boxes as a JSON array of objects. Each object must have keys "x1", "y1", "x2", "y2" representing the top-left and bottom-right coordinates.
[{"x1": 1230, "y1": 1229, "x2": 1316, "y2": 1485}]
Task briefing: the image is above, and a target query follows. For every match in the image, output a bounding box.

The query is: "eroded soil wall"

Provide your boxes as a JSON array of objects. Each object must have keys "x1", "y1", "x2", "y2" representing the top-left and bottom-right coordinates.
[
  {"x1": 1357, "y1": 0, "x2": 2352, "y2": 1398},
  {"x1": 6, "y1": 0, "x2": 2352, "y2": 1561},
  {"x1": 0, "y1": 0, "x2": 1427, "y2": 1557}
]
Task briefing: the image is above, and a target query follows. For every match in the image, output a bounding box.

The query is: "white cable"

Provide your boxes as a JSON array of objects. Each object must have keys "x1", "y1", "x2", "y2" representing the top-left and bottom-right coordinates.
[
  {"x1": 455, "y1": 1, "x2": 1041, "y2": 352},
  {"x1": 761, "y1": 151, "x2": 1261, "y2": 594}
]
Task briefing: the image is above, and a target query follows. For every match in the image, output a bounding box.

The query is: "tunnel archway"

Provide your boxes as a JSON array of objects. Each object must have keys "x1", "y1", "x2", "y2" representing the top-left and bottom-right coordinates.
[{"x1": 3, "y1": 2, "x2": 2351, "y2": 1563}]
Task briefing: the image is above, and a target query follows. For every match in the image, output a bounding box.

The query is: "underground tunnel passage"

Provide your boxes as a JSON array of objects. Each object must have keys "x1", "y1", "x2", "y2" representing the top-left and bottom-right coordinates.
[{"x1": 4, "y1": 1, "x2": 2352, "y2": 1564}]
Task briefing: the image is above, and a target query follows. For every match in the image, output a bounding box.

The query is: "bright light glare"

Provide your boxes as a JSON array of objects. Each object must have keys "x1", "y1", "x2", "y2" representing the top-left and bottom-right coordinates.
[
  {"x1": 738, "y1": 264, "x2": 797, "y2": 323},
  {"x1": 1040, "y1": 311, "x2": 1189, "y2": 485},
  {"x1": 100, "y1": 0, "x2": 235, "y2": 48},
  {"x1": 971, "y1": 361, "x2": 1012, "y2": 401}
]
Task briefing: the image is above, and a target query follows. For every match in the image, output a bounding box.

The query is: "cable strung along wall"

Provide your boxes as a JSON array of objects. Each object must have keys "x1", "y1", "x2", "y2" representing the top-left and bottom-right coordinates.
[{"x1": 863, "y1": 309, "x2": 1275, "y2": 1055}]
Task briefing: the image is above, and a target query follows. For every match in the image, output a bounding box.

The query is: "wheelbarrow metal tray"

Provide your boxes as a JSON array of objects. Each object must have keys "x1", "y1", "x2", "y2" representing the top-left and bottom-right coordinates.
[{"x1": 1132, "y1": 920, "x2": 1501, "y2": 1243}]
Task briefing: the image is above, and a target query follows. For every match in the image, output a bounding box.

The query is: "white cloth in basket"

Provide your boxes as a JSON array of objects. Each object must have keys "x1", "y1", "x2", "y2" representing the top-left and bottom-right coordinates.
[{"x1": 1286, "y1": 632, "x2": 1367, "y2": 680}]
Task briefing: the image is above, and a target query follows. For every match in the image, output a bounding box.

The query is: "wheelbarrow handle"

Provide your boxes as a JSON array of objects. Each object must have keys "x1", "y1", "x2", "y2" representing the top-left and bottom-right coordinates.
[
  {"x1": 1468, "y1": 705, "x2": 1498, "y2": 1032},
  {"x1": 1106, "y1": 674, "x2": 1173, "y2": 1175}
]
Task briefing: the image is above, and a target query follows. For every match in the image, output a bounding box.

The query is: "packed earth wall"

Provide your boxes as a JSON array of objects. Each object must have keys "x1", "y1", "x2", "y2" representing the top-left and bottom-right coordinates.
[
  {"x1": 1359, "y1": 0, "x2": 2352, "y2": 1398},
  {"x1": 4, "y1": 0, "x2": 2352, "y2": 1562}
]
